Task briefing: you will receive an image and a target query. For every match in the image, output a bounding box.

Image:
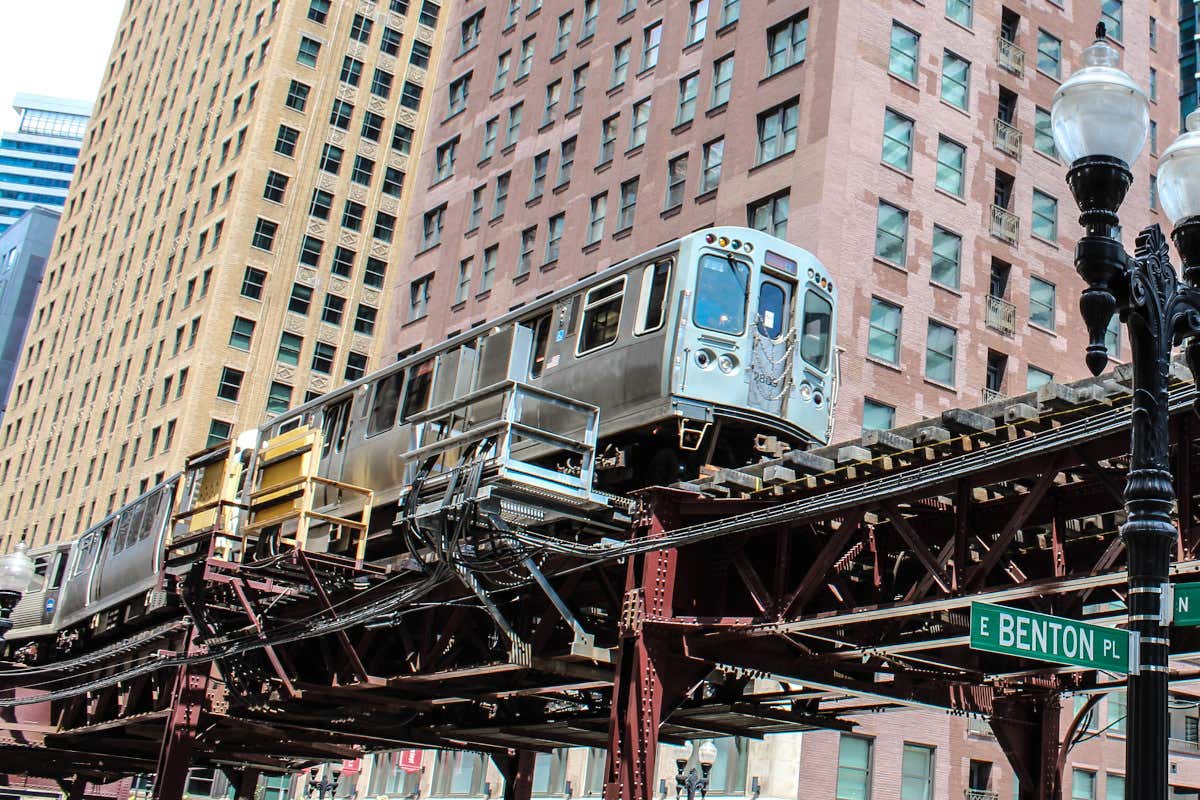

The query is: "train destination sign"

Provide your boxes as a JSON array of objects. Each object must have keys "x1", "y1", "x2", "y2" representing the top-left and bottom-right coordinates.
[{"x1": 969, "y1": 602, "x2": 1133, "y2": 674}]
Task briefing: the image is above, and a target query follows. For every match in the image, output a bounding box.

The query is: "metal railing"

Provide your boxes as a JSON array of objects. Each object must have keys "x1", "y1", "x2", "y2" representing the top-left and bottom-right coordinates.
[
  {"x1": 993, "y1": 118, "x2": 1022, "y2": 159},
  {"x1": 997, "y1": 36, "x2": 1025, "y2": 76},
  {"x1": 986, "y1": 294, "x2": 1017, "y2": 336},
  {"x1": 966, "y1": 790, "x2": 1000, "y2": 800},
  {"x1": 990, "y1": 204, "x2": 1019, "y2": 245},
  {"x1": 967, "y1": 717, "x2": 993, "y2": 737},
  {"x1": 1170, "y1": 736, "x2": 1200, "y2": 753},
  {"x1": 982, "y1": 387, "x2": 1008, "y2": 403}
]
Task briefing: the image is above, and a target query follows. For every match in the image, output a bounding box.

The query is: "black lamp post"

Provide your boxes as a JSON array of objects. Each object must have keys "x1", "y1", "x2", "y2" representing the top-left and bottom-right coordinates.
[
  {"x1": 0, "y1": 541, "x2": 35, "y2": 640},
  {"x1": 1052, "y1": 23, "x2": 1200, "y2": 800},
  {"x1": 306, "y1": 766, "x2": 342, "y2": 800},
  {"x1": 673, "y1": 741, "x2": 717, "y2": 800}
]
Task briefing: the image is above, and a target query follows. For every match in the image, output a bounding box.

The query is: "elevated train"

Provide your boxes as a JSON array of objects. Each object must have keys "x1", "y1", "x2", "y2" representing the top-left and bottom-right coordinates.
[{"x1": 4, "y1": 227, "x2": 837, "y2": 649}]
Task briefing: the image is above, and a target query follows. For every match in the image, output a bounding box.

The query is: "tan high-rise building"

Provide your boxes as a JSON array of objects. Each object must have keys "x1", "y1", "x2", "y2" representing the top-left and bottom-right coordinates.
[
  {"x1": 384, "y1": 0, "x2": 1175, "y2": 443},
  {"x1": 0, "y1": 0, "x2": 445, "y2": 547}
]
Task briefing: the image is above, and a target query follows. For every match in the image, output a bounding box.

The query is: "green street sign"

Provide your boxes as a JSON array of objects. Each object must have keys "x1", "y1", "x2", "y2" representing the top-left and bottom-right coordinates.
[
  {"x1": 1175, "y1": 582, "x2": 1200, "y2": 626},
  {"x1": 970, "y1": 602, "x2": 1133, "y2": 674}
]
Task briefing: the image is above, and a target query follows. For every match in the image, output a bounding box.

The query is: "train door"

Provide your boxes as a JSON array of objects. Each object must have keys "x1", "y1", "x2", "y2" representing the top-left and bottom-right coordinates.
[
  {"x1": 746, "y1": 274, "x2": 795, "y2": 416},
  {"x1": 316, "y1": 397, "x2": 353, "y2": 506}
]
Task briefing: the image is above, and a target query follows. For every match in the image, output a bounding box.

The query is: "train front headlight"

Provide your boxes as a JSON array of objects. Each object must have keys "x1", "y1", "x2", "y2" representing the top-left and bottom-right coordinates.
[
  {"x1": 718, "y1": 353, "x2": 738, "y2": 373},
  {"x1": 799, "y1": 382, "x2": 813, "y2": 400},
  {"x1": 695, "y1": 349, "x2": 716, "y2": 369}
]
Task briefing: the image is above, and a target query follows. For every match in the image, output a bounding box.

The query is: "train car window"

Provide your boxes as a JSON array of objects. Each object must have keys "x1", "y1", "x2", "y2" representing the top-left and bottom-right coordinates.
[
  {"x1": 319, "y1": 400, "x2": 352, "y2": 458},
  {"x1": 49, "y1": 552, "x2": 67, "y2": 590},
  {"x1": 800, "y1": 289, "x2": 834, "y2": 371},
  {"x1": 564, "y1": 295, "x2": 580, "y2": 336},
  {"x1": 279, "y1": 417, "x2": 302, "y2": 433},
  {"x1": 577, "y1": 278, "x2": 626, "y2": 355},
  {"x1": 29, "y1": 557, "x2": 47, "y2": 593},
  {"x1": 367, "y1": 372, "x2": 406, "y2": 437},
  {"x1": 694, "y1": 254, "x2": 749, "y2": 334},
  {"x1": 142, "y1": 488, "x2": 173, "y2": 541},
  {"x1": 73, "y1": 533, "x2": 97, "y2": 577},
  {"x1": 401, "y1": 360, "x2": 434, "y2": 421},
  {"x1": 756, "y1": 282, "x2": 787, "y2": 340},
  {"x1": 112, "y1": 512, "x2": 133, "y2": 554},
  {"x1": 529, "y1": 315, "x2": 552, "y2": 378},
  {"x1": 634, "y1": 260, "x2": 672, "y2": 335}
]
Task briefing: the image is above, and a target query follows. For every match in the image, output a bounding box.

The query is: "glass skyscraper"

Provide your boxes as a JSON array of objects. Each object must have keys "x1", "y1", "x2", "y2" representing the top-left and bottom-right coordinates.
[{"x1": 0, "y1": 94, "x2": 90, "y2": 234}]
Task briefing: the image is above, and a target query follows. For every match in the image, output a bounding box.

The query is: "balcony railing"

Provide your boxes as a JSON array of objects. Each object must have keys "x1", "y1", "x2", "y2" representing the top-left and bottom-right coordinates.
[
  {"x1": 967, "y1": 717, "x2": 994, "y2": 737},
  {"x1": 997, "y1": 36, "x2": 1025, "y2": 76},
  {"x1": 990, "y1": 204, "x2": 1019, "y2": 245},
  {"x1": 986, "y1": 294, "x2": 1017, "y2": 336},
  {"x1": 982, "y1": 387, "x2": 1008, "y2": 403},
  {"x1": 993, "y1": 118, "x2": 1022, "y2": 159},
  {"x1": 966, "y1": 791, "x2": 1000, "y2": 800},
  {"x1": 1170, "y1": 737, "x2": 1200, "y2": 753}
]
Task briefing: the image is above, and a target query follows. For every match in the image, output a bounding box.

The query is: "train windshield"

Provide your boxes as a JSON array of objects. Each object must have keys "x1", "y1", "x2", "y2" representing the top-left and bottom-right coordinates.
[
  {"x1": 694, "y1": 254, "x2": 749, "y2": 334},
  {"x1": 800, "y1": 290, "x2": 833, "y2": 371}
]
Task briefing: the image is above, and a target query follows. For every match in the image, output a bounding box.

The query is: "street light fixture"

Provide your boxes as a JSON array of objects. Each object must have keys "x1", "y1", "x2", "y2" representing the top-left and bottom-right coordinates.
[
  {"x1": 1052, "y1": 21, "x2": 1200, "y2": 800},
  {"x1": 0, "y1": 541, "x2": 35, "y2": 640},
  {"x1": 673, "y1": 741, "x2": 718, "y2": 800},
  {"x1": 306, "y1": 765, "x2": 342, "y2": 800}
]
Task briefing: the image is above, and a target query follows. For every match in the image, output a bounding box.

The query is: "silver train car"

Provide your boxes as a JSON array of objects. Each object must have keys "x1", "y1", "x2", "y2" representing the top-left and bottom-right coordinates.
[
  {"x1": 262, "y1": 226, "x2": 837, "y2": 508},
  {"x1": 7, "y1": 478, "x2": 179, "y2": 647}
]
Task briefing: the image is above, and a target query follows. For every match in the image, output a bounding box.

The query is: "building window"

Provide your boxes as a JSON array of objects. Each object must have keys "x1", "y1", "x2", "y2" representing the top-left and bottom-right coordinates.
[
  {"x1": 506, "y1": 103, "x2": 523, "y2": 146},
  {"x1": 217, "y1": 367, "x2": 244, "y2": 402},
  {"x1": 382, "y1": 27, "x2": 403, "y2": 56},
  {"x1": 467, "y1": 186, "x2": 484, "y2": 231},
  {"x1": 640, "y1": 22, "x2": 663, "y2": 71},
  {"x1": 370, "y1": 69, "x2": 393, "y2": 99},
  {"x1": 756, "y1": 100, "x2": 799, "y2": 164},
  {"x1": 874, "y1": 200, "x2": 908, "y2": 266},
  {"x1": 530, "y1": 151, "x2": 549, "y2": 200},
  {"x1": 579, "y1": 0, "x2": 598, "y2": 39},
  {"x1": 868, "y1": 297, "x2": 901, "y2": 364},
  {"x1": 542, "y1": 79, "x2": 562, "y2": 125},
  {"x1": 881, "y1": 109, "x2": 914, "y2": 172},
  {"x1": 400, "y1": 81, "x2": 423, "y2": 110},
  {"x1": 455, "y1": 258, "x2": 472, "y2": 304},
  {"x1": 288, "y1": 285, "x2": 313, "y2": 315},
  {"x1": 554, "y1": 12, "x2": 573, "y2": 56},
  {"x1": 518, "y1": 35, "x2": 536, "y2": 79},
  {"x1": 1150, "y1": 67, "x2": 1157, "y2": 101},
  {"x1": 419, "y1": 0, "x2": 440, "y2": 28},
  {"x1": 435, "y1": 139, "x2": 458, "y2": 181},
  {"x1": 901, "y1": 744, "x2": 934, "y2": 800},
  {"x1": 207, "y1": 420, "x2": 232, "y2": 447},
  {"x1": 766, "y1": 13, "x2": 809, "y2": 76},
  {"x1": 285, "y1": 79, "x2": 310, "y2": 111},
  {"x1": 229, "y1": 317, "x2": 254, "y2": 351},
  {"x1": 492, "y1": 172, "x2": 510, "y2": 218},
  {"x1": 421, "y1": 205, "x2": 445, "y2": 249},
  {"x1": 383, "y1": 167, "x2": 405, "y2": 198},
  {"x1": 676, "y1": 73, "x2": 699, "y2": 125},
  {"x1": 587, "y1": 192, "x2": 607, "y2": 243},
  {"x1": 1032, "y1": 189, "x2": 1058, "y2": 241},
  {"x1": 310, "y1": 189, "x2": 333, "y2": 220},
  {"x1": 322, "y1": 294, "x2": 346, "y2": 326},
  {"x1": 612, "y1": 39, "x2": 631, "y2": 87},
  {"x1": 1105, "y1": 775, "x2": 1124, "y2": 800},
  {"x1": 311, "y1": 342, "x2": 336, "y2": 375},
  {"x1": 241, "y1": 267, "x2": 266, "y2": 300},
  {"x1": 345, "y1": 352, "x2": 367, "y2": 381},
  {"x1": 1036, "y1": 30, "x2": 1061, "y2": 79},
  {"x1": 1071, "y1": 769, "x2": 1095, "y2": 800},
  {"x1": 687, "y1": 0, "x2": 709, "y2": 44},
  {"x1": 432, "y1": 752, "x2": 487, "y2": 796},
  {"x1": 558, "y1": 137, "x2": 576, "y2": 185},
  {"x1": 481, "y1": 117, "x2": 498, "y2": 160},
  {"x1": 409, "y1": 276, "x2": 431, "y2": 321},
  {"x1": 373, "y1": 211, "x2": 396, "y2": 243},
  {"x1": 275, "y1": 125, "x2": 299, "y2": 156},
  {"x1": 267, "y1": 382, "x2": 292, "y2": 415},
  {"x1": 299, "y1": 235, "x2": 323, "y2": 267},
  {"x1": 864, "y1": 399, "x2": 895, "y2": 430},
  {"x1": 941, "y1": 51, "x2": 969, "y2": 109},
  {"x1": 494, "y1": 50, "x2": 512, "y2": 93},
  {"x1": 836, "y1": 736, "x2": 873, "y2": 800},
  {"x1": 629, "y1": 98, "x2": 651, "y2": 148},
  {"x1": 308, "y1": 0, "x2": 331, "y2": 23},
  {"x1": 925, "y1": 321, "x2": 957, "y2": 386},
  {"x1": 1151, "y1": 120, "x2": 1158, "y2": 156},
  {"x1": 936, "y1": 136, "x2": 966, "y2": 196},
  {"x1": 1027, "y1": 366, "x2": 1053, "y2": 391},
  {"x1": 251, "y1": 218, "x2": 277, "y2": 251},
  {"x1": 711, "y1": 54, "x2": 734, "y2": 107},
  {"x1": 748, "y1": 192, "x2": 788, "y2": 238},
  {"x1": 461, "y1": 11, "x2": 484, "y2": 54},
  {"x1": 1108, "y1": 690, "x2": 1126, "y2": 734},
  {"x1": 393, "y1": 124, "x2": 414, "y2": 154},
  {"x1": 479, "y1": 245, "x2": 497, "y2": 292},
  {"x1": 665, "y1": 154, "x2": 688, "y2": 209},
  {"x1": 1034, "y1": 107, "x2": 1057, "y2": 158},
  {"x1": 931, "y1": 226, "x2": 961, "y2": 289},
  {"x1": 332, "y1": 247, "x2": 355, "y2": 277},
  {"x1": 889, "y1": 23, "x2": 919, "y2": 83},
  {"x1": 297, "y1": 36, "x2": 321, "y2": 67},
  {"x1": 361, "y1": 111, "x2": 384, "y2": 142},
  {"x1": 448, "y1": 73, "x2": 471, "y2": 116},
  {"x1": 350, "y1": 12, "x2": 374, "y2": 42},
  {"x1": 1030, "y1": 276, "x2": 1056, "y2": 329},
  {"x1": 319, "y1": 143, "x2": 343, "y2": 174},
  {"x1": 701, "y1": 138, "x2": 724, "y2": 192},
  {"x1": 946, "y1": 0, "x2": 972, "y2": 27},
  {"x1": 546, "y1": 213, "x2": 565, "y2": 263},
  {"x1": 617, "y1": 178, "x2": 638, "y2": 230},
  {"x1": 570, "y1": 64, "x2": 588, "y2": 110},
  {"x1": 519, "y1": 227, "x2": 537, "y2": 275},
  {"x1": 365, "y1": 258, "x2": 386, "y2": 289},
  {"x1": 600, "y1": 114, "x2": 619, "y2": 164},
  {"x1": 1101, "y1": 0, "x2": 1122, "y2": 41},
  {"x1": 354, "y1": 304, "x2": 377, "y2": 335},
  {"x1": 329, "y1": 99, "x2": 353, "y2": 129}
]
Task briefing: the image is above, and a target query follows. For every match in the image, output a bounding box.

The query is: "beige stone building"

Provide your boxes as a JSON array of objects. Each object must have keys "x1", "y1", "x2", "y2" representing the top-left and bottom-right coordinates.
[{"x1": 0, "y1": 0, "x2": 445, "y2": 547}]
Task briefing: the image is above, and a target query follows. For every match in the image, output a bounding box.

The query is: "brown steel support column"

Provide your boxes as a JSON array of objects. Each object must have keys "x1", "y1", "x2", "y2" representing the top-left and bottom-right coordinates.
[
  {"x1": 228, "y1": 768, "x2": 261, "y2": 800},
  {"x1": 991, "y1": 693, "x2": 1063, "y2": 800},
  {"x1": 602, "y1": 492, "x2": 706, "y2": 800},
  {"x1": 493, "y1": 751, "x2": 536, "y2": 800},
  {"x1": 152, "y1": 634, "x2": 210, "y2": 800}
]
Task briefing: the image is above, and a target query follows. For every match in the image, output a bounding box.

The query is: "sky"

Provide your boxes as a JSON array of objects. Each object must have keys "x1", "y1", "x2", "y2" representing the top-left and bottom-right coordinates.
[{"x1": 0, "y1": 1, "x2": 126, "y2": 131}]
